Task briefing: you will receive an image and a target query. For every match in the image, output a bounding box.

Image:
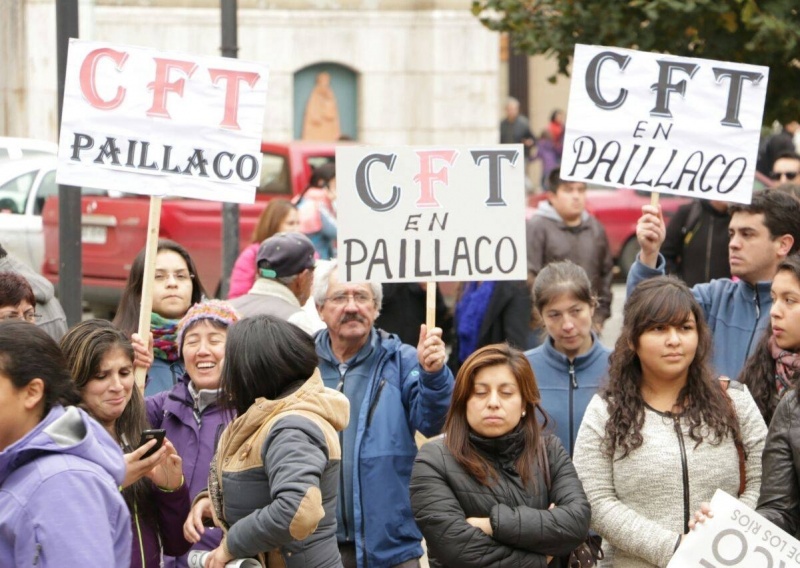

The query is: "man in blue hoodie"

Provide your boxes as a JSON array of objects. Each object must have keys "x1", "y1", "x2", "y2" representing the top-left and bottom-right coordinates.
[
  {"x1": 628, "y1": 190, "x2": 800, "y2": 379},
  {"x1": 0, "y1": 322, "x2": 131, "y2": 567},
  {"x1": 313, "y1": 261, "x2": 454, "y2": 568}
]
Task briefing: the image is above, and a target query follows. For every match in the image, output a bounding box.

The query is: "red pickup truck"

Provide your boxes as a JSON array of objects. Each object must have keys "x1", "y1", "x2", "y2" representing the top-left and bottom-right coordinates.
[{"x1": 42, "y1": 141, "x2": 336, "y2": 316}]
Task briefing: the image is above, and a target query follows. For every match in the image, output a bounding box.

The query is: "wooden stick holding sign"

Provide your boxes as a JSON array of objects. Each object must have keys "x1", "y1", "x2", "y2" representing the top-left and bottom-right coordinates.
[
  {"x1": 651, "y1": 192, "x2": 659, "y2": 207},
  {"x1": 426, "y1": 282, "x2": 436, "y2": 330},
  {"x1": 133, "y1": 196, "x2": 163, "y2": 393}
]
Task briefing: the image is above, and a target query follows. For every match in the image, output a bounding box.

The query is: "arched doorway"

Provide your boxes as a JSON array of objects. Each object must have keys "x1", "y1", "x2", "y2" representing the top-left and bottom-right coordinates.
[{"x1": 294, "y1": 62, "x2": 358, "y2": 141}]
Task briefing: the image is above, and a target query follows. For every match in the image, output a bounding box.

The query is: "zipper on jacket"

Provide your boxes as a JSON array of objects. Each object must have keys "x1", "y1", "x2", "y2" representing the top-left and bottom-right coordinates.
[
  {"x1": 672, "y1": 417, "x2": 691, "y2": 532},
  {"x1": 568, "y1": 362, "x2": 577, "y2": 455},
  {"x1": 134, "y1": 501, "x2": 147, "y2": 568},
  {"x1": 745, "y1": 287, "x2": 762, "y2": 357},
  {"x1": 336, "y1": 369, "x2": 352, "y2": 543},
  {"x1": 366, "y1": 379, "x2": 387, "y2": 427}
]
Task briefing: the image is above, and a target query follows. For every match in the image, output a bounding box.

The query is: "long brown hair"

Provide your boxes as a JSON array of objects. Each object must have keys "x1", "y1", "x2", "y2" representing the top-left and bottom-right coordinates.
[
  {"x1": 251, "y1": 198, "x2": 296, "y2": 244},
  {"x1": 602, "y1": 276, "x2": 741, "y2": 459},
  {"x1": 739, "y1": 254, "x2": 800, "y2": 422},
  {"x1": 60, "y1": 319, "x2": 154, "y2": 519},
  {"x1": 443, "y1": 344, "x2": 549, "y2": 487}
]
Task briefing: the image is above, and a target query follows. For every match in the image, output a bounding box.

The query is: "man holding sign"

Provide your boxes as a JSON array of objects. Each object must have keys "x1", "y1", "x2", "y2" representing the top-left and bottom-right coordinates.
[
  {"x1": 628, "y1": 189, "x2": 800, "y2": 379},
  {"x1": 312, "y1": 261, "x2": 454, "y2": 568}
]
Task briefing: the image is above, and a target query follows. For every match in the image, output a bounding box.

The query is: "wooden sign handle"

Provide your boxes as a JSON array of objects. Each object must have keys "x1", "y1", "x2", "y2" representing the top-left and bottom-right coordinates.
[
  {"x1": 651, "y1": 192, "x2": 660, "y2": 207},
  {"x1": 134, "y1": 196, "x2": 163, "y2": 393},
  {"x1": 426, "y1": 281, "x2": 436, "y2": 330}
]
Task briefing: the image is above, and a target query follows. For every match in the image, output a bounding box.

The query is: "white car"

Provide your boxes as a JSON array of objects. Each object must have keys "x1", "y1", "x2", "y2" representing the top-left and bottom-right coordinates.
[
  {"x1": 0, "y1": 137, "x2": 58, "y2": 161},
  {"x1": 0, "y1": 156, "x2": 59, "y2": 270}
]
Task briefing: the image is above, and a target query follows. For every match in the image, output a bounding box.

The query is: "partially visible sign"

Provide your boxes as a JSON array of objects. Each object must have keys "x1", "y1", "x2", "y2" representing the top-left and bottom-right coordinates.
[
  {"x1": 336, "y1": 145, "x2": 527, "y2": 283},
  {"x1": 561, "y1": 44, "x2": 769, "y2": 205},
  {"x1": 668, "y1": 490, "x2": 800, "y2": 567},
  {"x1": 57, "y1": 39, "x2": 269, "y2": 203}
]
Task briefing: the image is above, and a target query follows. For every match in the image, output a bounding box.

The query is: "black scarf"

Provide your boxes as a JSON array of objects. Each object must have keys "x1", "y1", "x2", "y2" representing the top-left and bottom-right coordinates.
[{"x1": 469, "y1": 424, "x2": 526, "y2": 475}]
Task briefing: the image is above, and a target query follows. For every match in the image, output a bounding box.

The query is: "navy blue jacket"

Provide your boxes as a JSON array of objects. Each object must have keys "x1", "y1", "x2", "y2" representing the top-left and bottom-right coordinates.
[{"x1": 315, "y1": 329, "x2": 454, "y2": 568}]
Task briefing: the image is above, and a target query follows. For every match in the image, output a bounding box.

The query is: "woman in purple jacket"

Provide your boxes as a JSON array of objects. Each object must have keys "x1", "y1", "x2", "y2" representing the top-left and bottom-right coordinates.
[
  {"x1": 0, "y1": 322, "x2": 131, "y2": 567},
  {"x1": 61, "y1": 319, "x2": 192, "y2": 568},
  {"x1": 147, "y1": 299, "x2": 241, "y2": 567}
]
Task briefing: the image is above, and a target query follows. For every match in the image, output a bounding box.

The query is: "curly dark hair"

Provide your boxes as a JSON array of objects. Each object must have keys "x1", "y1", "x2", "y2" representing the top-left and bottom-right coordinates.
[
  {"x1": 602, "y1": 276, "x2": 741, "y2": 459},
  {"x1": 738, "y1": 254, "x2": 800, "y2": 422}
]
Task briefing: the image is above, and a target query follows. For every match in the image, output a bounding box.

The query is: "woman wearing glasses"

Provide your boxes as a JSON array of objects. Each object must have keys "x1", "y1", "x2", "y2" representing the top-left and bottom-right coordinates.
[
  {"x1": 114, "y1": 239, "x2": 207, "y2": 396},
  {"x1": 0, "y1": 272, "x2": 40, "y2": 323}
]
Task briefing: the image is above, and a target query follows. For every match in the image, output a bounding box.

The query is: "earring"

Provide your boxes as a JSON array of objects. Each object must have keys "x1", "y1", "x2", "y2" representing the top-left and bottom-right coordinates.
[{"x1": 521, "y1": 411, "x2": 527, "y2": 417}]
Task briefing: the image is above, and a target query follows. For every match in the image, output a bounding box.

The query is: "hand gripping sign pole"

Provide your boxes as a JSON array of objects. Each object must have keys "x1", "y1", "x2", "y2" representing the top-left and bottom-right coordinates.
[{"x1": 134, "y1": 196, "x2": 163, "y2": 393}]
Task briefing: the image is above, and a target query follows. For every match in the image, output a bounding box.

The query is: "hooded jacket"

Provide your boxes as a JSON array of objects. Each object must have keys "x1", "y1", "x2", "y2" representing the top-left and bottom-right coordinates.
[
  {"x1": 210, "y1": 371, "x2": 349, "y2": 568},
  {"x1": 526, "y1": 201, "x2": 614, "y2": 324},
  {"x1": 0, "y1": 250, "x2": 68, "y2": 341},
  {"x1": 525, "y1": 333, "x2": 611, "y2": 455},
  {"x1": 627, "y1": 254, "x2": 772, "y2": 378},
  {"x1": 0, "y1": 405, "x2": 131, "y2": 567},
  {"x1": 147, "y1": 375, "x2": 230, "y2": 567},
  {"x1": 315, "y1": 328, "x2": 455, "y2": 568}
]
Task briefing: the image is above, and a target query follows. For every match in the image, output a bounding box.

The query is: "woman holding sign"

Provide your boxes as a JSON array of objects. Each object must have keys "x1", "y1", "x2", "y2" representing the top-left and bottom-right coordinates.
[
  {"x1": 114, "y1": 239, "x2": 207, "y2": 396},
  {"x1": 61, "y1": 319, "x2": 191, "y2": 568},
  {"x1": 572, "y1": 276, "x2": 766, "y2": 567}
]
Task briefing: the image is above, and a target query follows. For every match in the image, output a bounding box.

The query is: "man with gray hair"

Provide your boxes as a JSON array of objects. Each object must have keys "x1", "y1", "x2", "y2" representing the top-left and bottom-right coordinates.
[
  {"x1": 500, "y1": 96, "x2": 535, "y2": 149},
  {"x1": 312, "y1": 261, "x2": 454, "y2": 568},
  {"x1": 229, "y1": 232, "x2": 319, "y2": 335}
]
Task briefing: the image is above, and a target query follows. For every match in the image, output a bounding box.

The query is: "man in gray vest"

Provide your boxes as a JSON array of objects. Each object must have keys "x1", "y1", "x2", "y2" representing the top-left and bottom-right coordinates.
[{"x1": 230, "y1": 232, "x2": 318, "y2": 335}]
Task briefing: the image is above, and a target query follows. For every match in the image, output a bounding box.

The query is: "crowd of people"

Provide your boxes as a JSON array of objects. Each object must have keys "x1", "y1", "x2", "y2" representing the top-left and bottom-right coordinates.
[{"x1": 4, "y1": 149, "x2": 800, "y2": 568}]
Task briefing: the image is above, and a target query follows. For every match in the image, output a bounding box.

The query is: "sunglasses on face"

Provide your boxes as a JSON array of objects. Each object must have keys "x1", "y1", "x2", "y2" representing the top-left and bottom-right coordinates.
[{"x1": 770, "y1": 171, "x2": 799, "y2": 181}]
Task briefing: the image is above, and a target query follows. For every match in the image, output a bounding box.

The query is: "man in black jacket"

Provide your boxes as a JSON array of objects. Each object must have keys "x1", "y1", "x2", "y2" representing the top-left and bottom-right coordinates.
[{"x1": 662, "y1": 199, "x2": 731, "y2": 287}]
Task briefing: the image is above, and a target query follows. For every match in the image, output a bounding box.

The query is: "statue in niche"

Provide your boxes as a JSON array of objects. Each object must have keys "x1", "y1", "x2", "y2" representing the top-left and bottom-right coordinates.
[{"x1": 302, "y1": 71, "x2": 341, "y2": 141}]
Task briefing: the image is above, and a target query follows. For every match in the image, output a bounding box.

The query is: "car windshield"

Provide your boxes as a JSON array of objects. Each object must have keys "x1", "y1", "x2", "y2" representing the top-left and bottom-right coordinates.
[{"x1": 0, "y1": 171, "x2": 36, "y2": 214}]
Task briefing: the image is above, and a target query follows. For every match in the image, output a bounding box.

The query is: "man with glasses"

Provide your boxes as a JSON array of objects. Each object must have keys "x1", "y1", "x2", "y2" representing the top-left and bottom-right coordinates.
[
  {"x1": 229, "y1": 232, "x2": 320, "y2": 335},
  {"x1": 312, "y1": 261, "x2": 454, "y2": 568},
  {"x1": 770, "y1": 151, "x2": 800, "y2": 186}
]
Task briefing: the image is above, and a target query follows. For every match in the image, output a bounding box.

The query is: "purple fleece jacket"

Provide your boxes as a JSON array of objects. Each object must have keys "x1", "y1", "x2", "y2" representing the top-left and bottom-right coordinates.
[
  {"x1": 147, "y1": 375, "x2": 230, "y2": 567},
  {"x1": 0, "y1": 405, "x2": 131, "y2": 567}
]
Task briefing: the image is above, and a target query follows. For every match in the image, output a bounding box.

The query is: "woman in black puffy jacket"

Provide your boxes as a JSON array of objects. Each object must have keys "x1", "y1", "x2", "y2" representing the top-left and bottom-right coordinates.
[{"x1": 410, "y1": 344, "x2": 590, "y2": 567}]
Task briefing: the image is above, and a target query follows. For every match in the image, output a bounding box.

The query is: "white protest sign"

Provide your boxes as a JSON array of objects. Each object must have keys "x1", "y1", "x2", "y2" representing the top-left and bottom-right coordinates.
[
  {"x1": 57, "y1": 39, "x2": 269, "y2": 203},
  {"x1": 336, "y1": 145, "x2": 527, "y2": 283},
  {"x1": 561, "y1": 44, "x2": 768, "y2": 205},
  {"x1": 668, "y1": 489, "x2": 800, "y2": 567}
]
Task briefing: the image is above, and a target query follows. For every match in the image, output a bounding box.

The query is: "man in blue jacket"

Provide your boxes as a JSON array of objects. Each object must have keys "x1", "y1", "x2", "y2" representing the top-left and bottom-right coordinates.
[
  {"x1": 313, "y1": 261, "x2": 454, "y2": 568},
  {"x1": 628, "y1": 190, "x2": 800, "y2": 378}
]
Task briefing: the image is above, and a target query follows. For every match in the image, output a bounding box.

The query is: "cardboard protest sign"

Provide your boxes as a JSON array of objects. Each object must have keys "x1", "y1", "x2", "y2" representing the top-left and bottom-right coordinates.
[
  {"x1": 336, "y1": 146, "x2": 527, "y2": 283},
  {"x1": 561, "y1": 44, "x2": 768, "y2": 205},
  {"x1": 56, "y1": 39, "x2": 269, "y2": 203},
  {"x1": 668, "y1": 489, "x2": 800, "y2": 567}
]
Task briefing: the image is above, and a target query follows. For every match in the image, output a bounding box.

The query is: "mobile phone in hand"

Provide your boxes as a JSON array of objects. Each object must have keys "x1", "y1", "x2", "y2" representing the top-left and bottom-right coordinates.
[{"x1": 138, "y1": 429, "x2": 166, "y2": 460}]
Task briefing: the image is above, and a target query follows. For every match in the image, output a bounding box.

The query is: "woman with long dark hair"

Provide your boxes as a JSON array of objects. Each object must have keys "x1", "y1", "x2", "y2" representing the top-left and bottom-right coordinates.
[
  {"x1": 739, "y1": 254, "x2": 800, "y2": 424},
  {"x1": 113, "y1": 239, "x2": 206, "y2": 396},
  {"x1": 0, "y1": 322, "x2": 131, "y2": 566},
  {"x1": 183, "y1": 315, "x2": 349, "y2": 567},
  {"x1": 410, "y1": 344, "x2": 590, "y2": 567},
  {"x1": 573, "y1": 276, "x2": 766, "y2": 567},
  {"x1": 61, "y1": 319, "x2": 191, "y2": 568}
]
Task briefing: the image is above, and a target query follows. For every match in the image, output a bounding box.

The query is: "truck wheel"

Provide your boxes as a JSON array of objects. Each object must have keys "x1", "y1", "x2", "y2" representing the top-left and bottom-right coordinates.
[{"x1": 618, "y1": 237, "x2": 640, "y2": 280}]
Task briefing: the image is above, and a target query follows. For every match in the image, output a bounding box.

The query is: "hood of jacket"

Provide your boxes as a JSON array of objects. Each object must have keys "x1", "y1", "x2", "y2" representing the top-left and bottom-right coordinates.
[
  {"x1": 0, "y1": 405, "x2": 126, "y2": 486},
  {"x1": 535, "y1": 200, "x2": 590, "y2": 226},
  {"x1": 0, "y1": 254, "x2": 56, "y2": 304},
  {"x1": 222, "y1": 370, "x2": 349, "y2": 453}
]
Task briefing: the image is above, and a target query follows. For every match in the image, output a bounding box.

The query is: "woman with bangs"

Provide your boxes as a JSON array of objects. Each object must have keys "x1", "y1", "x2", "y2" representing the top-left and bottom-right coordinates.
[
  {"x1": 572, "y1": 276, "x2": 766, "y2": 568},
  {"x1": 410, "y1": 344, "x2": 590, "y2": 567}
]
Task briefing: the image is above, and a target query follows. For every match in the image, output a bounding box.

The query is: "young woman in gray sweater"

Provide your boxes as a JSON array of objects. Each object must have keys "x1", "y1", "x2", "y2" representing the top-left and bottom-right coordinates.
[{"x1": 572, "y1": 276, "x2": 767, "y2": 568}]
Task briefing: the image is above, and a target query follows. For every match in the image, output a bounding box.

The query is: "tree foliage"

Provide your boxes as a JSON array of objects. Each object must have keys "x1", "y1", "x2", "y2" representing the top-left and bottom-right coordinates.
[{"x1": 472, "y1": 0, "x2": 800, "y2": 123}]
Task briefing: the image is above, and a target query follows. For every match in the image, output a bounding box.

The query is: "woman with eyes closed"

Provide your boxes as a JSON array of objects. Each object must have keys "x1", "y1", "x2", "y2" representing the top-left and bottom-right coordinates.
[
  {"x1": 60, "y1": 319, "x2": 191, "y2": 568},
  {"x1": 145, "y1": 300, "x2": 240, "y2": 568},
  {"x1": 410, "y1": 344, "x2": 590, "y2": 568},
  {"x1": 525, "y1": 261, "x2": 611, "y2": 456},
  {"x1": 572, "y1": 276, "x2": 766, "y2": 568},
  {"x1": 114, "y1": 239, "x2": 207, "y2": 396}
]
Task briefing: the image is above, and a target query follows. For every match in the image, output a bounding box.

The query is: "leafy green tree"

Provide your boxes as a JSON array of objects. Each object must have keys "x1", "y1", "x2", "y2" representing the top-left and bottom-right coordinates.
[{"x1": 472, "y1": 0, "x2": 800, "y2": 123}]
